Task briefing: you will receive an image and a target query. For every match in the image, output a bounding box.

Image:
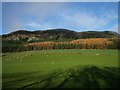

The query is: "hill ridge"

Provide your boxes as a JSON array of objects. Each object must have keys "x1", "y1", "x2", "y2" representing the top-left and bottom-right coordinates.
[{"x1": 2, "y1": 28, "x2": 119, "y2": 44}]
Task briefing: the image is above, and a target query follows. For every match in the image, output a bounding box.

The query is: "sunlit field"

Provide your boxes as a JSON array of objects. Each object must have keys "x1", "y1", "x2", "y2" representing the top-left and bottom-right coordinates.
[{"x1": 2, "y1": 49, "x2": 119, "y2": 88}]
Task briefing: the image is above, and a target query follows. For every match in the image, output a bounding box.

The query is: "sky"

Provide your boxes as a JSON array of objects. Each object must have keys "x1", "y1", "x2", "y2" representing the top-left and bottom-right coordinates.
[
  {"x1": 2, "y1": 0, "x2": 120, "y2": 2},
  {"x1": 1, "y1": 2, "x2": 119, "y2": 34}
]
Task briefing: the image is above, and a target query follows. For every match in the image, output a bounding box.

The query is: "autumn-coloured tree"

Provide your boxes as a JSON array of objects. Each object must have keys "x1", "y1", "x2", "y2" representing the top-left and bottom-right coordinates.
[{"x1": 2, "y1": 38, "x2": 119, "y2": 52}]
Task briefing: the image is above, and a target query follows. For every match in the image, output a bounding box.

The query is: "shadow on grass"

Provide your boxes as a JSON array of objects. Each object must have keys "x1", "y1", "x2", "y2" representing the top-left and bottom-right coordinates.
[
  {"x1": 3, "y1": 66, "x2": 120, "y2": 89},
  {"x1": 41, "y1": 66, "x2": 120, "y2": 88},
  {"x1": 56, "y1": 66, "x2": 120, "y2": 88}
]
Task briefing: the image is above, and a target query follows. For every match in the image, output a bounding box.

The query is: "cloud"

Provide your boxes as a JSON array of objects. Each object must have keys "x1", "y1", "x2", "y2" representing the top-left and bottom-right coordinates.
[
  {"x1": 62, "y1": 12, "x2": 111, "y2": 31},
  {"x1": 109, "y1": 24, "x2": 118, "y2": 32},
  {"x1": 2, "y1": 2, "x2": 118, "y2": 34},
  {"x1": 19, "y1": 3, "x2": 118, "y2": 32},
  {"x1": 8, "y1": 18, "x2": 23, "y2": 32},
  {"x1": 3, "y1": 2, "x2": 65, "y2": 33},
  {"x1": 22, "y1": 2, "x2": 64, "y2": 20},
  {"x1": 27, "y1": 23, "x2": 42, "y2": 28},
  {"x1": 24, "y1": 22, "x2": 59, "y2": 30}
]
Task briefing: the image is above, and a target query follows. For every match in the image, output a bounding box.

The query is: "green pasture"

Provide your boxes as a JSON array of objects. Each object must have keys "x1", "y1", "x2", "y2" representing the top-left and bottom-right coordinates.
[{"x1": 2, "y1": 49, "x2": 119, "y2": 88}]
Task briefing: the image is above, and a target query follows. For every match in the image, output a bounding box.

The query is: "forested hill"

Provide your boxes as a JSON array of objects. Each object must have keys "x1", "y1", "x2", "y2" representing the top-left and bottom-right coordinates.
[{"x1": 2, "y1": 29, "x2": 119, "y2": 44}]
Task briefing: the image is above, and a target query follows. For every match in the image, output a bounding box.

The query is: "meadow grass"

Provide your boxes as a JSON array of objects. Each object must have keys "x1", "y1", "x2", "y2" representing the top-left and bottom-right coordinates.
[{"x1": 2, "y1": 49, "x2": 119, "y2": 88}]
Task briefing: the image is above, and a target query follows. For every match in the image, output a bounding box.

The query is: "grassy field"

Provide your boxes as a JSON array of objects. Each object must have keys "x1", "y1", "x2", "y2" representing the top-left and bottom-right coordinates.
[{"x1": 2, "y1": 49, "x2": 119, "y2": 88}]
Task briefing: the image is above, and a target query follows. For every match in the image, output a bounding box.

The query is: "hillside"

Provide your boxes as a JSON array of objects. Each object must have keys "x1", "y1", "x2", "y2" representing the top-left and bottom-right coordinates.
[
  {"x1": 2, "y1": 29, "x2": 78, "y2": 43},
  {"x1": 2, "y1": 29, "x2": 120, "y2": 52},
  {"x1": 2, "y1": 29, "x2": 119, "y2": 44}
]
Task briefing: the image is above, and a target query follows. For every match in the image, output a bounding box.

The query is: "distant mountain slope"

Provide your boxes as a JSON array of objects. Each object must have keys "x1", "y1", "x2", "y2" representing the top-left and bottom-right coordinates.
[
  {"x1": 78, "y1": 31, "x2": 119, "y2": 38},
  {"x1": 2, "y1": 28, "x2": 119, "y2": 44}
]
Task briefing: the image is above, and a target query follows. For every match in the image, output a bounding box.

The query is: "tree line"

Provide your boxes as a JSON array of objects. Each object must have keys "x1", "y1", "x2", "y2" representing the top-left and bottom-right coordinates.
[{"x1": 2, "y1": 38, "x2": 120, "y2": 53}]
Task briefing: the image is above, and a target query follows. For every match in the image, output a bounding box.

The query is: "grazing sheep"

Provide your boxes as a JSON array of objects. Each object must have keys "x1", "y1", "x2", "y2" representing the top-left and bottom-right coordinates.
[
  {"x1": 96, "y1": 53, "x2": 99, "y2": 55},
  {"x1": 52, "y1": 62, "x2": 54, "y2": 64}
]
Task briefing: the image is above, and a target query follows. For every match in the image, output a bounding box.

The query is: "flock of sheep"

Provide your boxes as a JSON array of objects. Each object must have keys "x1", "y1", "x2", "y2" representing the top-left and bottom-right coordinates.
[{"x1": 4, "y1": 52, "x2": 100, "y2": 63}]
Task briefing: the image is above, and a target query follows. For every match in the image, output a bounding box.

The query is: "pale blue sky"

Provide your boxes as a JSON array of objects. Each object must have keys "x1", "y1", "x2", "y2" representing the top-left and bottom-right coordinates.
[
  {"x1": 2, "y1": 2, "x2": 118, "y2": 34},
  {"x1": 2, "y1": 0, "x2": 120, "y2": 2}
]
